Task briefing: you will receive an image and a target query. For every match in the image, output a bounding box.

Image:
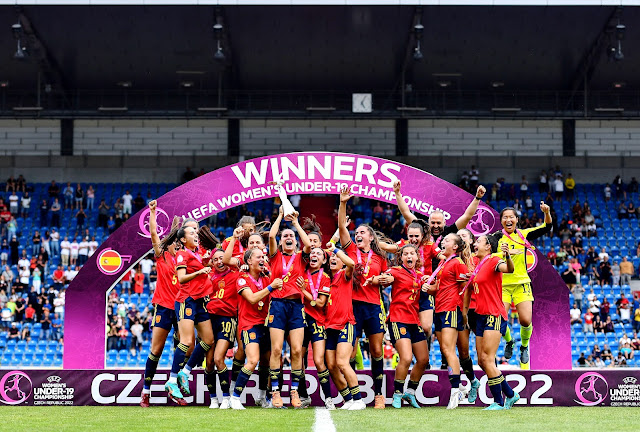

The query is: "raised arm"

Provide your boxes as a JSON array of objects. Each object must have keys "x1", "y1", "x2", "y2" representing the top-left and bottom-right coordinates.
[
  {"x1": 335, "y1": 248, "x2": 355, "y2": 280},
  {"x1": 222, "y1": 227, "x2": 243, "y2": 268},
  {"x1": 240, "y1": 278, "x2": 283, "y2": 304},
  {"x1": 496, "y1": 243, "x2": 515, "y2": 274},
  {"x1": 338, "y1": 186, "x2": 354, "y2": 247},
  {"x1": 291, "y1": 215, "x2": 312, "y2": 254},
  {"x1": 177, "y1": 264, "x2": 211, "y2": 284},
  {"x1": 455, "y1": 185, "x2": 487, "y2": 229},
  {"x1": 269, "y1": 206, "x2": 284, "y2": 257},
  {"x1": 148, "y1": 200, "x2": 162, "y2": 257},
  {"x1": 393, "y1": 180, "x2": 417, "y2": 224}
]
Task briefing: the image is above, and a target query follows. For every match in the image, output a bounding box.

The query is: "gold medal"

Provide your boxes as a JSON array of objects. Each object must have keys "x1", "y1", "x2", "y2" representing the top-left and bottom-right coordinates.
[{"x1": 310, "y1": 300, "x2": 317, "y2": 307}]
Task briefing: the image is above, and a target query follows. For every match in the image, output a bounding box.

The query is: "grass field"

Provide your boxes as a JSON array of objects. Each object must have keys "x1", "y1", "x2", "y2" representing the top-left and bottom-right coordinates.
[{"x1": 2, "y1": 406, "x2": 638, "y2": 432}]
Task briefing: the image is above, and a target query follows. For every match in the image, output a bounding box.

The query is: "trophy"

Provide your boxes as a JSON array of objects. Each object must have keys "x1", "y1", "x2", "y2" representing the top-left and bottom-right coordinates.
[{"x1": 269, "y1": 173, "x2": 298, "y2": 220}]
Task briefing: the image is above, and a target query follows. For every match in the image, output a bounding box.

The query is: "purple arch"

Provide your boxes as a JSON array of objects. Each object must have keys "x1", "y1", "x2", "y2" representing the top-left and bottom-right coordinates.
[{"x1": 63, "y1": 152, "x2": 570, "y2": 370}]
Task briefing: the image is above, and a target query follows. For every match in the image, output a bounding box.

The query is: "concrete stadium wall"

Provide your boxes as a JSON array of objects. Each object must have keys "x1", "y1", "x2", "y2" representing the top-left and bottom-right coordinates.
[{"x1": 1, "y1": 118, "x2": 639, "y2": 184}]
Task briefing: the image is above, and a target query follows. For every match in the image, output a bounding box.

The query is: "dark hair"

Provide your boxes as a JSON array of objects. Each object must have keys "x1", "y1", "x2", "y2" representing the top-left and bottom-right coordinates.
[
  {"x1": 407, "y1": 219, "x2": 430, "y2": 246},
  {"x1": 182, "y1": 217, "x2": 198, "y2": 227},
  {"x1": 243, "y1": 248, "x2": 257, "y2": 265},
  {"x1": 305, "y1": 248, "x2": 332, "y2": 275},
  {"x1": 302, "y1": 215, "x2": 323, "y2": 242},
  {"x1": 159, "y1": 216, "x2": 183, "y2": 254},
  {"x1": 448, "y1": 233, "x2": 472, "y2": 271},
  {"x1": 482, "y1": 234, "x2": 499, "y2": 254},
  {"x1": 500, "y1": 207, "x2": 519, "y2": 221},
  {"x1": 198, "y1": 225, "x2": 221, "y2": 250},
  {"x1": 458, "y1": 228, "x2": 476, "y2": 246},
  {"x1": 395, "y1": 244, "x2": 421, "y2": 269}
]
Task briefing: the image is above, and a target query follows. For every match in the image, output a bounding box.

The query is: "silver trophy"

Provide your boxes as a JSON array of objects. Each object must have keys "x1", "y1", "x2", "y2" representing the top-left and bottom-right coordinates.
[{"x1": 269, "y1": 173, "x2": 298, "y2": 220}]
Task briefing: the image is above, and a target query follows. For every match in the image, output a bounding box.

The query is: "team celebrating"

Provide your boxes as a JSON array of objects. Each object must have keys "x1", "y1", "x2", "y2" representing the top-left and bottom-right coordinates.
[{"x1": 138, "y1": 178, "x2": 553, "y2": 410}]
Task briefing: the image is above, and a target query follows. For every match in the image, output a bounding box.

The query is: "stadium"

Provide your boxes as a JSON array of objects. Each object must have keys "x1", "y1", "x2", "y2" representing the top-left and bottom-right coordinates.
[{"x1": 0, "y1": 1, "x2": 639, "y2": 431}]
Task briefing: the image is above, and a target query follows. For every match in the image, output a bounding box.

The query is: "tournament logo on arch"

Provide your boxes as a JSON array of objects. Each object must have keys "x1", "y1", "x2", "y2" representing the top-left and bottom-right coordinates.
[
  {"x1": 525, "y1": 249, "x2": 538, "y2": 273},
  {"x1": 0, "y1": 371, "x2": 32, "y2": 405},
  {"x1": 574, "y1": 372, "x2": 609, "y2": 406},
  {"x1": 138, "y1": 206, "x2": 171, "y2": 238},
  {"x1": 468, "y1": 207, "x2": 496, "y2": 236}
]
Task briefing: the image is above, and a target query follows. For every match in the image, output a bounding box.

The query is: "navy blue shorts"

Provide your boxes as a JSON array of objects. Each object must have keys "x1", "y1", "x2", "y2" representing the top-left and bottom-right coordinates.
[
  {"x1": 353, "y1": 300, "x2": 386, "y2": 338},
  {"x1": 476, "y1": 314, "x2": 508, "y2": 336},
  {"x1": 389, "y1": 322, "x2": 426, "y2": 345},
  {"x1": 418, "y1": 291, "x2": 434, "y2": 312},
  {"x1": 210, "y1": 314, "x2": 238, "y2": 344},
  {"x1": 152, "y1": 304, "x2": 178, "y2": 331},
  {"x1": 434, "y1": 308, "x2": 464, "y2": 332},
  {"x1": 303, "y1": 315, "x2": 326, "y2": 346},
  {"x1": 241, "y1": 325, "x2": 271, "y2": 353},
  {"x1": 175, "y1": 297, "x2": 210, "y2": 324},
  {"x1": 267, "y1": 298, "x2": 306, "y2": 331},
  {"x1": 325, "y1": 323, "x2": 356, "y2": 351},
  {"x1": 467, "y1": 309, "x2": 480, "y2": 336}
]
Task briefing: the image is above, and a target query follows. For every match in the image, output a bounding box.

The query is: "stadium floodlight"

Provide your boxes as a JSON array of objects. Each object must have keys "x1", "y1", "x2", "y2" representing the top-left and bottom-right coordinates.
[
  {"x1": 616, "y1": 22, "x2": 625, "y2": 41},
  {"x1": 13, "y1": 39, "x2": 27, "y2": 59},
  {"x1": 614, "y1": 40, "x2": 624, "y2": 61},
  {"x1": 12, "y1": 22, "x2": 22, "y2": 39}
]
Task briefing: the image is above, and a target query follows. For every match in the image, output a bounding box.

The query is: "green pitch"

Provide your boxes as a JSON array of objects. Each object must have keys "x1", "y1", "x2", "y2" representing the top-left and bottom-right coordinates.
[{"x1": 3, "y1": 406, "x2": 637, "y2": 432}]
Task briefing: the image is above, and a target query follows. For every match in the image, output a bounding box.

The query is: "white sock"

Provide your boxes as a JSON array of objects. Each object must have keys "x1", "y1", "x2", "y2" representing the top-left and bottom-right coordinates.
[
  {"x1": 231, "y1": 395, "x2": 241, "y2": 401},
  {"x1": 168, "y1": 376, "x2": 177, "y2": 384},
  {"x1": 183, "y1": 365, "x2": 193, "y2": 375},
  {"x1": 406, "y1": 388, "x2": 415, "y2": 396},
  {"x1": 258, "y1": 390, "x2": 267, "y2": 400},
  {"x1": 142, "y1": 388, "x2": 151, "y2": 395}
]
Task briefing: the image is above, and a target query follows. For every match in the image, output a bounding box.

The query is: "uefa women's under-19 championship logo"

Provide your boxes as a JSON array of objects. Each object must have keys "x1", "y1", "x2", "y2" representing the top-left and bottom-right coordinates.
[
  {"x1": 467, "y1": 207, "x2": 496, "y2": 236},
  {"x1": 137, "y1": 206, "x2": 171, "y2": 238},
  {"x1": 574, "y1": 372, "x2": 609, "y2": 406},
  {"x1": 0, "y1": 371, "x2": 32, "y2": 405}
]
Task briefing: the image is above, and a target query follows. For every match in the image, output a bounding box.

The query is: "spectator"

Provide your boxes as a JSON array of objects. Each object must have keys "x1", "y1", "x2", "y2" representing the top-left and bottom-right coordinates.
[
  {"x1": 562, "y1": 263, "x2": 578, "y2": 290},
  {"x1": 70, "y1": 238, "x2": 79, "y2": 267},
  {"x1": 570, "y1": 303, "x2": 582, "y2": 325},
  {"x1": 554, "y1": 175, "x2": 564, "y2": 201},
  {"x1": 611, "y1": 261, "x2": 621, "y2": 286},
  {"x1": 620, "y1": 343, "x2": 634, "y2": 361},
  {"x1": 41, "y1": 309, "x2": 52, "y2": 340},
  {"x1": 51, "y1": 312, "x2": 63, "y2": 340},
  {"x1": 49, "y1": 198, "x2": 61, "y2": 228},
  {"x1": 620, "y1": 257, "x2": 634, "y2": 285},
  {"x1": 584, "y1": 309, "x2": 594, "y2": 333},
  {"x1": 603, "y1": 183, "x2": 612, "y2": 202},
  {"x1": 617, "y1": 294, "x2": 631, "y2": 323},
  {"x1": 52, "y1": 265, "x2": 65, "y2": 290},
  {"x1": 107, "y1": 216, "x2": 116, "y2": 234},
  {"x1": 615, "y1": 293, "x2": 629, "y2": 315},
  {"x1": 631, "y1": 331, "x2": 640, "y2": 350},
  {"x1": 565, "y1": 173, "x2": 576, "y2": 200},
  {"x1": 572, "y1": 284, "x2": 585, "y2": 310},
  {"x1": 576, "y1": 352, "x2": 587, "y2": 367},
  {"x1": 75, "y1": 208, "x2": 86, "y2": 231},
  {"x1": 19, "y1": 191, "x2": 30, "y2": 219},
  {"x1": 618, "y1": 202, "x2": 628, "y2": 219},
  {"x1": 149, "y1": 265, "x2": 157, "y2": 293},
  {"x1": 133, "y1": 193, "x2": 145, "y2": 214},
  {"x1": 86, "y1": 185, "x2": 95, "y2": 210},
  {"x1": 50, "y1": 228, "x2": 60, "y2": 258},
  {"x1": 635, "y1": 307, "x2": 640, "y2": 333},
  {"x1": 601, "y1": 343, "x2": 613, "y2": 361},
  {"x1": 600, "y1": 297, "x2": 611, "y2": 320},
  {"x1": 1, "y1": 303, "x2": 13, "y2": 328},
  {"x1": 133, "y1": 266, "x2": 144, "y2": 295},
  {"x1": 121, "y1": 269, "x2": 132, "y2": 295},
  {"x1": 88, "y1": 236, "x2": 99, "y2": 258},
  {"x1": 630, "y1": 177, "x2": 639, "y2": 193},
  {"x1": 62, "y1": 182, "x2": 73, "y2": 209},
  {"x1": 60, "y1": 236, "x2": 70, "y2": 267},
  {"x1": 612, "y1": 352, "x2": 627, "y2": 367},
  {"x1": 140, "y1": 254, "x2": 153, "y2": 288},
  {"x1": 619, "y1": 333, "x2": 631, "y2": 347},
  {"x1": 539, "y1": 170, "x2": 548, "y2": 193},
  {"x1": 122, "y1": 190, "x2": 133, "y2": 215},
  {"x1": 2, "y1": 266, "x2": 13, "y2": 292},
  {"x1": 547, "y1": 247, "x2": 557, "y2": 265},
  {"x1": 593, "y1": 314, "x2": 603, "y2": 334},
  {"x1": 98, "y1": 199, "x2": 110, "y2": 229},
  {"x1": 130, "y1": 319, "x2": 143, "y2": 353},
  {"x1": 613, "y1": 175, "x2": 625, "y2": 200},
  {"x1": 78, "y1": 237, "x2": 89, "y2": 266},
  {"x1": 598, "y1": 257, "x2": 612, "y2": 286},
  {"x1": 603, "y1": 316, "x2": 615, "y2": 334},
  {"x1": 64, "y1": 265, "x2": 78, "y2": 283},
  {"x1": 39, "y1": 199, "x2": 48, "y2": 227},
  {"x1": 8, "y1": 322, "x2": 19, "y2": 339},
  {"x1": 48, "y1": 180, "x2": 60, "y2": 199},
  {"x1": 8, "y1": 190, "x2": 18, "y2": 215},
  {"x1": 519, "y1": 175, "x2": 528, "y2": 199},
  {"x1": 182, "y1": 167, "x2": 196, "y2": 183}
]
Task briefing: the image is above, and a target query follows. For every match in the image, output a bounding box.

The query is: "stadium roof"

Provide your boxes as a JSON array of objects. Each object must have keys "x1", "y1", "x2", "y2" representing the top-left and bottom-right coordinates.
[{"x1": 0, "y1": 3, "x2": 639, "y2": 116}]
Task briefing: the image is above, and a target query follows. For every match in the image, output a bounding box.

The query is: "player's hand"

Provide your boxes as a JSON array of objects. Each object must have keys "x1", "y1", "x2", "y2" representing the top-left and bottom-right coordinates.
[
  {"x1": 240, "y1": 264, "x2": 249, "y2": 272},
  {"x1": 462, "y1": 314, "x2": 469, "y2": 330},
  {"x1": 501, "y1": 243, "x2": 510, "y2": 257},
  {"x1": 363, "y1": 276, "x2": 375, "y2": 286},
  {"x1": 199, "y1": 267, "x2": 212, "y2": 275},
  {"x1": 295, "y1": 276, "x2": 307, "y2": 292},
  {"x1": 278, "y1": 206, "x2": 284, "y2": 216},
  {"x1": 377, "y1": 274, "x2": 392, "y2": 286},
  {"x1": 149, "y1": 200, "x2": 157, "y2": 212},
  {"x1": 233, "y1": 227, "x2": 244, "y2": 239},
  {"x1": 339, "y1": 186, "x2": 353, "y2": 203},
  {"x1": 476, "y1": 185, "x2": 486, "y2": 199},
  {"x1": 460, "y1": 272, "x2": 471, "y2": 281},
  {"x1": 540, "y1": 201, "x2": 550, "y2": 214},
  {"x1": 271, "y1": 278, "x2": 283, "y2": 290},
  {"x1": 202, "y1": 250, "x2": 211, "y2": 259},
  {"x1": 287, "y1": 211, "x2": 300, "y2": 223},
  {"x1": 393, "y1": 180, "x2": 402, "y2": 195}
]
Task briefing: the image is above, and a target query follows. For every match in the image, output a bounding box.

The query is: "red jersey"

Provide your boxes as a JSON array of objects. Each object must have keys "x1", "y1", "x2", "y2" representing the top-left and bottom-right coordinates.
[
  {"x1": 236, "y1": 272, "x2": 270, "y2": 331},
  {"x1": 395, "y1": 240, "x2": 437, "y2": 276},
  {"x1": 434, "y1": 256, "x2": 468, "y2": 313},
  {"x1": 324, "y1": 269, "x2": 356, "y2": 330},
  {"x1": 175, "y1": 249, "x2": 213, "y2": 302},
  {"x1": 207, "y1": 268, "x2": 240, "y2": 317},
  {"x1": 269, "y1": 250, "x2": 307, "y2": 300},
  {"x1": 153, "y1": 251, "x2": 179, "y2": 310},
  {"x1": 469, "y1": 255, "x2": 479, "y2": 310},
  {"x1": 386, "y1": 266, "x2": 423, "y2": 325},
  {"x1": 301, "y1": 269, "x2": 332, "y2": 326},
  {"x1": 222, "y1": 237, "x2": 245, "y2": 260},
  {"x1": 345, "y1": 241, "x2": 388, "y2": 305},
  {"x1": 472, "y1": 255, "x2": 507, "y2": 320}
]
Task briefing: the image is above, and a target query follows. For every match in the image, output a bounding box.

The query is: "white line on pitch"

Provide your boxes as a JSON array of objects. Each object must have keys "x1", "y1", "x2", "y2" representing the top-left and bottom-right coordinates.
[{"x1": 313, "y1": 407, "x2": 336, "y2": 432}]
